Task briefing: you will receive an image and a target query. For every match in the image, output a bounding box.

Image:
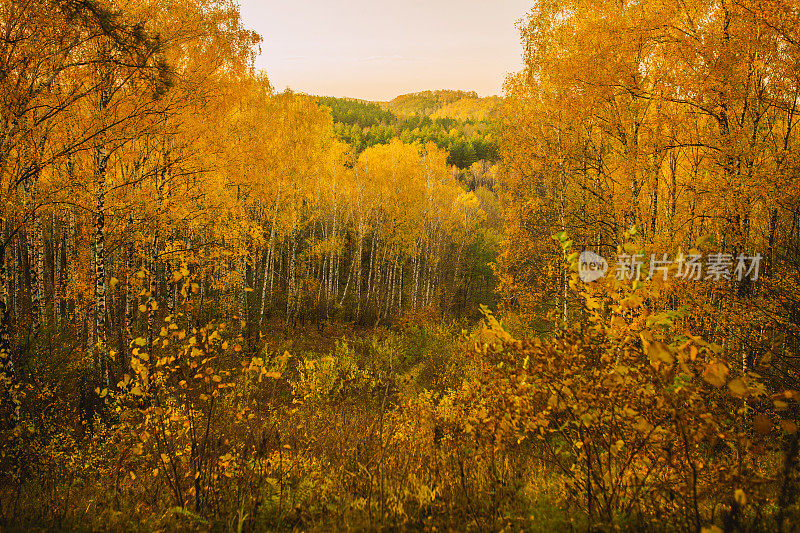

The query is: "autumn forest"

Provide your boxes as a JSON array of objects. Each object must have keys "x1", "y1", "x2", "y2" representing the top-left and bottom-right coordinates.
[{"x1": 2, "y1": 0, "x2": 800, "y2": 531}]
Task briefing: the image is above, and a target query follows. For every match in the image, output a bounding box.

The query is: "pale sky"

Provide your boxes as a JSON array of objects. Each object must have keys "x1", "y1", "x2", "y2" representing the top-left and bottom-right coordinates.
[{"x1": 238, "y1": 0, "x2": 533, "y2": 101}]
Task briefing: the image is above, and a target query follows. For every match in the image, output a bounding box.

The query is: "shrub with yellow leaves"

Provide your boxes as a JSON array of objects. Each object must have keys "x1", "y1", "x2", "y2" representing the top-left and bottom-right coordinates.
[{"x1": 440, "y1": 231, "x2": 800, "y2": 530}]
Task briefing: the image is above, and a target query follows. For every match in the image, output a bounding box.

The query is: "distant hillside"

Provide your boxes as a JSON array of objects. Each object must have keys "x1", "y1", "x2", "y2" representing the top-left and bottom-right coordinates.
[
  {"x1": 383, "y1": 90, "x2": 476, "y2": 116},
  {"x1": 317, "y1": 96, "x2": 394, "y2": 127},
  {"x1": 431, "y1": 96, "x2": 502, "y2": 122},
  {"x1": 380, "y1": 90, "x2": 501, "y2": 121},
  {"x1": 315, "y1": 91, "x2": 500, "y2": 169}
]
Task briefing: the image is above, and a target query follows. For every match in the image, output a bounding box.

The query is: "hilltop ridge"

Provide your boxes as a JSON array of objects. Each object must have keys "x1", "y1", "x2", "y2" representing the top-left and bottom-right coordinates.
[
  {"x1": 381, "y1": 90, "x2": 502, "y2": 121},
  {"x1": 316, "y1": 90, "x2": 500, "y2": 168},
  {"x1": 315, "y1": 89, "x2": 502, "y2": 122}
]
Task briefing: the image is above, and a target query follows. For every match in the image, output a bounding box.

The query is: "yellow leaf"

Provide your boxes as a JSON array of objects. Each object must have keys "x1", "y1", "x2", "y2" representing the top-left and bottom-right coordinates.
[
  {"x1": 689, "y1": 345, "x2": 698, "y2": 361},
  {"x1": 585, "y1": 297, "x2": 602, "y2": 310},
  {"x1": 728, "y1": 378, "x2": 748, "y2": 397},
  {"x1": 634, "y1": 418, "x2": 654, "y2": 433},
  {"x1": 703, "y1": 361, "x2": 728, "y2": 388},
  {"x1": 648, "y1": 342, "x2": 674, "y2": 365}
]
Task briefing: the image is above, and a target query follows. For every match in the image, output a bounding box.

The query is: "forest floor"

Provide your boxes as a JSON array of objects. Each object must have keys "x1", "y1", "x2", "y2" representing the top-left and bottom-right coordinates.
[{"x1": 2, "y1": 317, "x2": 586, "y2": 532}]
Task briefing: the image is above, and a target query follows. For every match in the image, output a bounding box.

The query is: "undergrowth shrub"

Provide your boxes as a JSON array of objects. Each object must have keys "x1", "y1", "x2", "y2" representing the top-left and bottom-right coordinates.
[{"x1": 2, "y1": 234, "x2": 799, "y2": 531}]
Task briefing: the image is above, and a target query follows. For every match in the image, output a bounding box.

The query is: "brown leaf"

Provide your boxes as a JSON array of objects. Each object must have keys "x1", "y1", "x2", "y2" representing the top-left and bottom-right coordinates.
[
  {"x1": 703, "y1": 361, "x2": 729, "y2": 388},
  {"x1": 728, "y1": 378, "x2": 748, "y2": 397},
  {"x1": 753, "y1": 414, "x2": 772, "y2": 435},
  {"x1": 648, "y1": 342, "x2": 674, "y2": 365}
]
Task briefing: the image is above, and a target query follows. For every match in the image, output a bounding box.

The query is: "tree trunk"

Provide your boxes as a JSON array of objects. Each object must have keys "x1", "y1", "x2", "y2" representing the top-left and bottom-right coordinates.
[
  {"x1": 53, "y1": 212, "x2": 61, "y2": 327},
  {"x1": 95, "y1": 142, "x2": 109, "y2": 386},
  {"x1": 286, "y1": 224, "x2": 297, "y2": 327},
  {"x1": 0, "y1": 242, "x2": 19, "y2": 426},
  {"x1": 26, "y1": 171, "x2": 42, "y2": 338}
]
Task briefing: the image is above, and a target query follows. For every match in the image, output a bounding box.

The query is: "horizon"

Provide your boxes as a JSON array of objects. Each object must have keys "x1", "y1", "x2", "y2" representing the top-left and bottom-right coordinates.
[
  {"x1": 239, "y1": 0, "x2": 531, "y2": 101},
  {"x1": 282, "y1": 88, "x2": 498, "y2": 104}
]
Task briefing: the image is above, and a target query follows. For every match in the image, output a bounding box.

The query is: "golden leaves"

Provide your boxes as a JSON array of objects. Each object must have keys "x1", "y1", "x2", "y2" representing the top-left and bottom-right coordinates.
[
  {"x1": 633, "y1": 417, "x2": 654, "y2": 433},
  {"x1": 727, "y1": 378, "x2": 748, "y2": 397},
  {"x1": 647, "y1": 341, "x2": 674, "y2": 366},
  {"x1": 703, "y1": 361, "x2": 729, "y2": 388}
]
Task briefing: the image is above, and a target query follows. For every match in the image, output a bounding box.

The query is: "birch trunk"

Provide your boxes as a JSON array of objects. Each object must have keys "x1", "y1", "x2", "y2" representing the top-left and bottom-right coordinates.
[
  {"x1": 36, "y1": 212, "x2": 44, "y2": 329},
  {"x1": 26, "y1": 171, "x2": 41, "y2": 338},
  {"x1": 262, "y1": 191, "x2": 282, "y2": 316},
  {"x1": 327, "y1": 184, "x2": 338, "y2": 307},
  {"x1": 95, "y1": 143, "x2": 108, "y2": 372},
  {"x1": 53, "y1": 213, "x2": 61, "y2": 327},
  {"x1": 411, "y1": 245, "x2": 421, "y2": 312},
  {"x1": 148, "y1": 154, "x2": 166, "y2": 358},
  {"x1": 67, "y1": 209, "x2": 75, "y2": 324},
  {"x1": 12, "y1": 236, "x2": 18, "y2": 325},
  {"x1": 286, "y1": 223, "x2": 297, "y2": 327},
  {"x1": 355, "y1": 214, "x2": 364, "y2": 321},
  {"x1": 238, "y1": 254, "x2": 246, "y2": 321},
  {"x1": 0, "y1": 241, "x2": 19, "y2": 425}
]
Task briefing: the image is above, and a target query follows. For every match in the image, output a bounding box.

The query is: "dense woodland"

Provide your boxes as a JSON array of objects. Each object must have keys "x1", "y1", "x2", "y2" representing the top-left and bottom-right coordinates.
[
  {"x1": 318, "y1": 92, "x2": 501, "y2": 169},
  {"x1": 2, "y1": 0, "x2": 800, "y2": 531}
]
